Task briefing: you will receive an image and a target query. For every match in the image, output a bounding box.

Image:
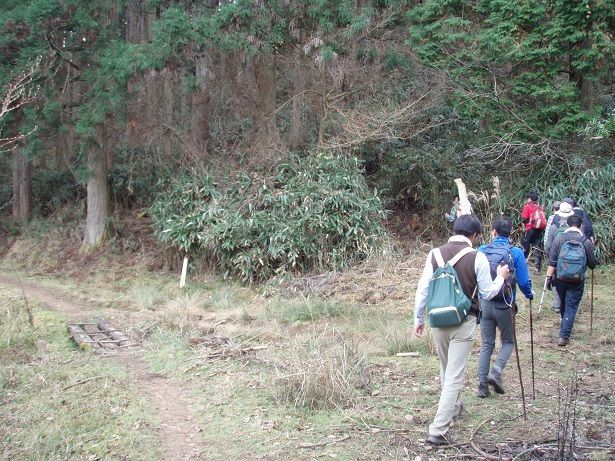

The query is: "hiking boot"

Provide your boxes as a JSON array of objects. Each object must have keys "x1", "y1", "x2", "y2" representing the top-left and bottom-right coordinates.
[
  {"x1": 551, "y1": 305, "x2": 561, "y2": 314},
  {"x1": 557, "y1": 337, "x2": 569, "y2": 347},
  {"x1": 477, "y1": 383, "x2": 491, "y2": 398},
  {"x1": 488, "y1": 371, "x2": 505, "y2": 394},
  {"x1": 426, "y1": 434, "x2": 448, "y2": 446}
]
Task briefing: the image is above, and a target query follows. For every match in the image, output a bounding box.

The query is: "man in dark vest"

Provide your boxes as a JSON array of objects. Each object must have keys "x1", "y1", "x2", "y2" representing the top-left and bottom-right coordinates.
[
  {"x1": 546, "y1": 215, "x2": 598, "y2": 346},
  {"x1": 414, "y1": 214, "x2": 510, "y2": 446}
]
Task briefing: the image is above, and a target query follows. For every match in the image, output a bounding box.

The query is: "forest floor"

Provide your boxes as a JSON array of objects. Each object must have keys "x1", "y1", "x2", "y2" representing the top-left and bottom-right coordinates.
[{"x1": 1, "y1": 235, "x2": 614, "y2": 461}]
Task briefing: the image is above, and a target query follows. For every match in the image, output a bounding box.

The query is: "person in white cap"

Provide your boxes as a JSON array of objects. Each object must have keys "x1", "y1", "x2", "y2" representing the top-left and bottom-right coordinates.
[
  {"x1": 544, "y1": 201, "x2": 562, "y2": 312},
  {"x1": 544, "y1": 201, "x2": 575, "y2": 254}
]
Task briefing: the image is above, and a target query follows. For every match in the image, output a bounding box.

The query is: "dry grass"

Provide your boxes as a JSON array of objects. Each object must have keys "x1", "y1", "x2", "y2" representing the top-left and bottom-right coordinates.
[
  {"x1": 275, "y1": 326, "x2": 370, "y2": 409},
  {"x1": 0, "y1": 291, "x2": 35, "y2": 353},
  {"x1": 1, "y1": 234, "x2": 614, "y2": 460},
  {"x1": 129, "y1": 281, "x2": 162, "y2": 310},
  {"x1": 156, "y1": 292, "x2": 208, "y2": 333},
  {"x1": 0, "y1": 289, "x2": 159, "y2": 461},
  {"x1": 381, "y1": 322, "x2": 433, "y2": 356},
  {"x1": 267, "y1": 296, "x2": 360, "y2": 323}
]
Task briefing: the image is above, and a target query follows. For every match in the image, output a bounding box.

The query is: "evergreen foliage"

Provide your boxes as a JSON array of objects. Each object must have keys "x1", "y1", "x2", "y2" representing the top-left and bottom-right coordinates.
[
  {"x1": 407, "y1": 0, "x2": 614, "y2": 139},
  {"x1": 1, "y1": 0, "x2": 613, "y2": 268},
  {"x1": 150, "y1": 155, "x2": 387, "y2": 282}
]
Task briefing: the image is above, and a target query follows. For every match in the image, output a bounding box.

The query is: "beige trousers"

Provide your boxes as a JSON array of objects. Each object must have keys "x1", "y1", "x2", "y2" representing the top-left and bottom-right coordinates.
[{"x1": 429, "y1": 315, "x2": 477, "y2": 437}]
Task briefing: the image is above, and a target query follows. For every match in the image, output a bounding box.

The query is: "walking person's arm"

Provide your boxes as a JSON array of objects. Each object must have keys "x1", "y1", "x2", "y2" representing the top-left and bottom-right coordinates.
[
  {"x1": 512, "y1": 248, "x2": 533, "y2": 299},
  {"x1": 413, "y1": 250, "x2": 434, "y2": 336},
  {"x1": 584, "y1": 239, "x2": 599, "y2": 269},
  {"x1": 521, "y1": 204, "x2": 532, "y2": 225},
  {"x1": 544, "y1": 216, "x2": 554, "y2": 252},
  {"x1": 545, "y1": 235, "x2": 565, "y2": 289},
  {"x1": 545, "y1": 222, "x2": 557, "y2": 255}
]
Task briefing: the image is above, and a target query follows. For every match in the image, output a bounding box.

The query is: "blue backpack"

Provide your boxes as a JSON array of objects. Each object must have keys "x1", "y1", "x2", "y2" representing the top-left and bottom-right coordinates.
[
  {"x1": 482, "y1": 244, "x2": 516, "y2": 303},
  {"x1": 557, "y1": 238, "x2": 587, "y2": 283}
]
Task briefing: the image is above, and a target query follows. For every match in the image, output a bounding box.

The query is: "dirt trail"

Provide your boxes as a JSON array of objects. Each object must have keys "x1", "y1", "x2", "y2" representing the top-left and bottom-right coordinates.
[{"x1": 0, "y1": 273, "x2": 204, "y2": 461}]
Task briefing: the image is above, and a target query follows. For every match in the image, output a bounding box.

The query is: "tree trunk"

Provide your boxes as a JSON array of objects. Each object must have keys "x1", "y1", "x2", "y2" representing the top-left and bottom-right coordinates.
[
  {"x1": 81, "y1": 128, "x2": 110, "y2": 253},
  {"x1": 190, "y1": 56, "x2": 211, "y2": 146},
  {"x1": 290, "y1": 35, "x2": 306, "y2": 149},
  {"x1": 11, "y1": 146, "x2": 32, "y2": 221},
  {"x1": 253, "y1": 54, "x2": 280, "y2": 142}
]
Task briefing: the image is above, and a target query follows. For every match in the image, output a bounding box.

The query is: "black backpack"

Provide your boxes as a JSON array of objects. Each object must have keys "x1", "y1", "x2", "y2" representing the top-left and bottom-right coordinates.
[
  {"x1": 482, "y1": 243, "x2": 516, "y2": 303},
  {"x1": 551, "y1": 215, "x2": 570, "y2": 241}
]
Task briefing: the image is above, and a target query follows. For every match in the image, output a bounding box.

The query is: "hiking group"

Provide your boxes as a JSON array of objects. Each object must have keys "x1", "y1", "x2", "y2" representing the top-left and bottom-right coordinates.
[{"x1": 414, "y1": 192, "x2": 598, "y2": 446}]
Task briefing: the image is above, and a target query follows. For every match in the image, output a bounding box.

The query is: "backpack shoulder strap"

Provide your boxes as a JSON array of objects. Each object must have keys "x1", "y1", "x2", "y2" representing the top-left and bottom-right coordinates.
[
  {"x1": 448, "y1": 246, "x2": 475, "y2": 267},
  {"x1": 433, "y1": 248, "x2": 445, "y2": 268}
]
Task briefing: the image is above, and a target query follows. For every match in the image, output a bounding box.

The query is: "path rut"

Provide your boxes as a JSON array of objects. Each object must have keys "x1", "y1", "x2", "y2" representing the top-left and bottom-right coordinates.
[{"x1": 0, "y1": 273, "x2": 204, "y2": 461}]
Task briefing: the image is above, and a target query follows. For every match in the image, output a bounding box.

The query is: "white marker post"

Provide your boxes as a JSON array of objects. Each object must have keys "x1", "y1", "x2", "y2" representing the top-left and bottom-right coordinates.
[{"x1": 180, "y1": 254, "x2": 189, "y2": 288}]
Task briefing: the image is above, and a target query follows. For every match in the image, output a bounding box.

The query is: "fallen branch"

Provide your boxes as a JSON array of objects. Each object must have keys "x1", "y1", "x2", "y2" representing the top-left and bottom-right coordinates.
[
  {"x1": 63, "y1": 375, "x2": 104, "y2": 391},
  {"x1": 511, "y1": 444, "x2": 557, "y2": 461},
  {"x1": 197, "y1": 344, "x2": 269, "y2": 361},
  {"x1": 298, "y1": 435, "x2": 350, "y2": 449},
  {"x1": 536, "y1": 343, "x2": 577, "y2": 355},
  {"x1": 470, "y1": 440, "x2": 500, "y2": 461}
]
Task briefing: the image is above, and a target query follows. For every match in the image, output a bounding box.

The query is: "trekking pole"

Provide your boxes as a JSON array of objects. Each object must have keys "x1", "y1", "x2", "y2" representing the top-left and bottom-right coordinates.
[
  {"x1": 511, "y1": 306, "x2": 527, "y2": 420},
  {"x1": 590, "y1": 270, "x2": 594, "y2": 335},
  {"x1": 529, "y1": 299, "x2": 535, "y2": 400},
  {"x1": 537, "y1": 276, "x2": 548, "y2": 318}
]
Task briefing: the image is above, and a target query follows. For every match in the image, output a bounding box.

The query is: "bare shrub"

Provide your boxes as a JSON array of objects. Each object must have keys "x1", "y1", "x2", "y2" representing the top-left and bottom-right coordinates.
[
  {"x1": 557, "y1": 374, "x2": 581, "y2": 460},
  {"x1": 156, "y1": 292, "x2": 206, "y2": 334},
  {"x1": 276, "y1": 327, "x2": 370, "y2": 409}
]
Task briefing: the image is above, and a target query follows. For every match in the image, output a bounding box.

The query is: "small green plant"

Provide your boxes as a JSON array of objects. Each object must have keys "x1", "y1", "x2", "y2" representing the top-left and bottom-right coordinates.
[
  {"x1": 382, "y1": 323, "x2": 431, "y2": 356},
  {"x1": 150, "y1": 175, "x2": 220, "y2": 253}
]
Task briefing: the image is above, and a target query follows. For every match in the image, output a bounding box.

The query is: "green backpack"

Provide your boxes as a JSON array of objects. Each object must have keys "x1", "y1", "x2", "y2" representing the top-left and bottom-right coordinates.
[{"x1": 426, "y1": 247, "x2": 475, "y2": 328}]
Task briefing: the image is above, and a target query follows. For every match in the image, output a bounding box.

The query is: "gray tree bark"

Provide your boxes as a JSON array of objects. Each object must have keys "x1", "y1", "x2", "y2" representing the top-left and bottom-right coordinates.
[
  {"x1": 11, "y1": 146, "x2": 32, "y2": 221},
  {"x1": 81, "y1": 127, "x2": 110, "y2": 253}
]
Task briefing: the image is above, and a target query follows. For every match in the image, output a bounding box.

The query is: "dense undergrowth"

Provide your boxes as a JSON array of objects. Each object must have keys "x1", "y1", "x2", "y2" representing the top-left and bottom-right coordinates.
[{"x1": 150, "y1": 154, "x2": 388, "y2": 282}]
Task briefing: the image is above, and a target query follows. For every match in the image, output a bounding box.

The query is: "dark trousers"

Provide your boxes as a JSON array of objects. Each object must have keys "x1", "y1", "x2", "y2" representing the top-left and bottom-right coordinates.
[
  {"x1": 555, "y1": 280, "x2": 585, "y2": 339},
  {"x1": 478, "y1": 299, "x2": 515, "y2": 384},
  {"x1": 522, "y1": 228, "x2": 544, "y2": 270}
]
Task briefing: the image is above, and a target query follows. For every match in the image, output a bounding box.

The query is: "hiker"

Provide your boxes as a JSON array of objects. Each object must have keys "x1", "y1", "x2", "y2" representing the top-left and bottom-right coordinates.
[
  {"x1": 476, "y1": 217, "x2": 533, "y2": 398},
  {"x1": 520, "y1": 191, "x2": 546, "y2": 272},
  {"x1": 544, "y1": 201, "x2": 562, "y2": 312},
  {"x1": 413, "y1": 214, "x2": 510, "y2": 446},
  {"x1": 445, "y1": 196, "x2": 460, "y2": 224},
  {"x1": 562, "y1": 197, "x2": 594, "y2": 242},
  {"x1": 546, "y1": 215, "x2": 598, "y2": 346},
  {"x1": 544, "y1": 201, "x2": 575, "y2": 259},
  {"x1": 543, "y1": 201, "x2": 561, "y2": 250}
]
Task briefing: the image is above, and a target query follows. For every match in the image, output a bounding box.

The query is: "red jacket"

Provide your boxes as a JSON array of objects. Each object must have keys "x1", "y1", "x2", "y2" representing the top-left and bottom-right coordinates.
[{"x1": 521, "y1": 202, "x2": 540, "y2": 231}]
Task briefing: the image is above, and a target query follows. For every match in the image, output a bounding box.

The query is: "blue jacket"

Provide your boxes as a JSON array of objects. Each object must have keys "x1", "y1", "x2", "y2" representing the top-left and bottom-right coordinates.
[{"x1": 479, "y1": 236, "x2": 533, "y2": 301}]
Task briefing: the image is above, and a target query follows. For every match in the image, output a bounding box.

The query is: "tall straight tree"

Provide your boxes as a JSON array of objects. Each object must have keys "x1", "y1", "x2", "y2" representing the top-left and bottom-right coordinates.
[{"x1": 0, "y1": 1, "x2": 134, "y2": 251}]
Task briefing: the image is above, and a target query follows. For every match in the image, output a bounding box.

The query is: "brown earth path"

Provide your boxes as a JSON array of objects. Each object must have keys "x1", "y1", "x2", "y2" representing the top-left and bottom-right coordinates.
[{"x1": 0, "y1": 272, "x2": 205, "y2": 461}]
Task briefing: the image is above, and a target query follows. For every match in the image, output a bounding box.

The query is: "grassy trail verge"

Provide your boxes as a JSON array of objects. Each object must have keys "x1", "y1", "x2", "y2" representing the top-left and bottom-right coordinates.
[
  {"x1": 0, "y1": 275, "x2": 204, "y2": 461},
  {"x1": 1, "y1": 260, "x2": 614, "y2": 460}
]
